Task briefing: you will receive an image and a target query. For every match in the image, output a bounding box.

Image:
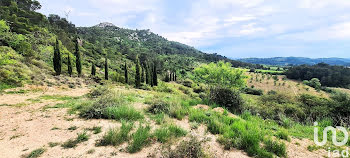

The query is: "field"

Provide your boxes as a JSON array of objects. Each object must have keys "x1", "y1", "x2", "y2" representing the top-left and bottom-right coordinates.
[
  {"x1": 246, "y1": 72, "x2": 329, "y2": 97},
  {"x1": 0, "y1": 77, "x2": 339, "y2": 158}
]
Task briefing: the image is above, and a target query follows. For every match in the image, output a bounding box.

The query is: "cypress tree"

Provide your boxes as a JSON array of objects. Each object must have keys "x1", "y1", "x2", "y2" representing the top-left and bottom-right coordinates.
[
  {"x1": 135, "y1": 55, "x2": 141, "y2": 88},
  {"x1": 145, "y1": 63, "x2": 150, "y2": 85},
  {"x1": 91, "y1": 62, "x2": 96, "y2": 76},
  {"x1": 165, "y1": 71, "x2": 170, "y2": 82},
  {"x1": 75, "y1": 38, "x2": 82, "y2": 77},
  {"x1": 141, "y1": 65, "x2": 145, "y2": 83},
  {"x1": 67, "y1": 53, "x2": 72, "y2": 77},
  {"x1": 149, "y1": 63, "x2": 154, "y2": 86},
  {"x1": 104, "y1": 57, "x2": 108, "y2": 80},
  {"x1": 173, "y1": 72, "x2": 176, "y2": 81},
  {"x1": 153, "y1": 62, "x2": 158, "y2": 86},
  {"x1": 124, "y1": 61, "x2": 128, "y2": 84},
  {"x1": 53, "y1": 39, "x2": 61, "y2": 76}
]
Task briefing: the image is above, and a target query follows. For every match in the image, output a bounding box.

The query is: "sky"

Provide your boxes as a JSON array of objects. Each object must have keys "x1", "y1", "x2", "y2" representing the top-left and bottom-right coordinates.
[{"x1": 38, "y1": 0, "x2": 350, "y2": 58}]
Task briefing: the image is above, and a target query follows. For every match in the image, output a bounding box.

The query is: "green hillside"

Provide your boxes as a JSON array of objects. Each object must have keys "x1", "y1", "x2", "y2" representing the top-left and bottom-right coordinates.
[{"x1": 0, "y1": 0, "x2": 253, "y2": 90}]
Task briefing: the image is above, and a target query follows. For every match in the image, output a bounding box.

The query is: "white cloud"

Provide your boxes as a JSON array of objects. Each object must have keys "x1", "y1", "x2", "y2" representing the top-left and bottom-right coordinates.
[
  {"x1": 88, "y1": 0, "x2": 159, "y2": 14},
  {"x1": 37, "y1": 0, "x2": 350, "y2": 57},
  {"x1": 277, "y1": 22, "x2": 350, "y2": 41},
  {"x1": 239, "y1": 23, "x2": 265, "y2": 35}
]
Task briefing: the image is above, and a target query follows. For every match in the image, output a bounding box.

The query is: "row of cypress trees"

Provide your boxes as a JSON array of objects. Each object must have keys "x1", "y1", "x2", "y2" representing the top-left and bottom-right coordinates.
[
  {"x1": 165, "y1": 71, "x2": 177, "y2": 82},
  {"x1": 53, "y1": 38, "x2": 82, "y2": 77},
  {"x1": 126, "y1": 55, "x2": 158, "y2": 88},
  {"x1": 99, "y1": 55, "x2": 158, "y2": 88},
  {"x1": 53, "y1": 38, "x2": 159, "y2": 88}
]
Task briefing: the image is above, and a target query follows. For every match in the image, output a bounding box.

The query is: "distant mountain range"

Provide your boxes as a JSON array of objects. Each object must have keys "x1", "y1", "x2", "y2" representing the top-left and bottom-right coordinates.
[{"x1": 238, "y1": 57, "x2": 350, "y2": 66}]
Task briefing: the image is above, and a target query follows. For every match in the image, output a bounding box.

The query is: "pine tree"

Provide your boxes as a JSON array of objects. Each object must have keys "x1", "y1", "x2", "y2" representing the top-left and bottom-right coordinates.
[
  {"x1": 124, "y1": 61, "x2": 128, "y2": 84},
  {"x1": 67, "y1": 53, "x2": 72, "y2": 77},
  {"x1": 104, "y1": 57, "x2": 108, "y2": 80},
  {"x1": 75, "y1": 38, "x2": 82, "y2": 77},
  {"x1": 53, "y1": 39, "x2": 61, "y2": 76},
  {"x1": 153, "y1": 62, "x2": 158, "y2": 86},
  {"x1": 135, "y1": 55, "x2": 141, "y2": 88},
  {"x1": 91, "y1": 62, "x2": 96, "y2": 76}
]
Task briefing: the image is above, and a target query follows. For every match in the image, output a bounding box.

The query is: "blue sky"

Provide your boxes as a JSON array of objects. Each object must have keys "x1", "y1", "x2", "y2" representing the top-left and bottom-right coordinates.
[{"x1": 38, "y1": 0, "x2": 350, "y2": 58}]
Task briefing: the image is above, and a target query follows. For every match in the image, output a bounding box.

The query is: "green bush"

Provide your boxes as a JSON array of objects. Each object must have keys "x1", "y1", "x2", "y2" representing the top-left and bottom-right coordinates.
[
  {"x1": 264, "y1": 139, "x2": 287, "y2": 157},
  {"x1": 87, "y1": 85, "x2": 114, "y2": 98},
  {"x1": 242, "y1": 87, "x2": 263, "y2": 96},
  {"x1": 209, "y1": 87, "x2": 244, "y2": 112},
  {"x1": 276, "y1": 129, "x2": 290, "y2": 141},
  {"x1": 182, "y1": 79, "x2": 194, "y2": 87},
  {"x1": 148, "y1": 99, "x2": 171, "y2": 114},
  {"x1": 79, "y1": 89, "x2": 134, "y2": 119},
  {"x1": 146, "y1": 96, "x2": 189, "y2": 120},
  {"x1": 153, "y1": 82, "x2": 175, "y2": 93}
]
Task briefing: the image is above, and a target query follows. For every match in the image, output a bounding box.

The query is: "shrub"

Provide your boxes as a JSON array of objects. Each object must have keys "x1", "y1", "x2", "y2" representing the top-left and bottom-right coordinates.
[
  {"x1": 153, "y1": 82, "x2": 175, "y2": 93},
  {"x1": 79, "y1": 90, "x2": 131, "y2": 119},
  {"x1": 193, "y1": 83, "x2": 206, "y2": 93},
  {"x1": 148, "y1": 99, "x2": 171, "y2": 114},
  {"x1": 242, "y1": 87, "x2": 263, "y2": 95},
  {"x1": 209, "y1": 87, "x2": 244, "y2": 112},
  {"x1": 127, "y1": 125, "x2": 151, "y2": 153},
  {"x1": 260, "y1": 92, "x2": 294, "y2": 104},
  {"x1": 276, "y1": 129, "x2": 290, "y2": 141},
  {"x1": 87, "y1": 85, "x2": 113, "y2": 98},
  {"x1": 264, "y1": 139, "x2": 287, "y2": 157},
  {"x1": 97, "y1": 122, "x2": 133, "y2": 146},
  {"x1": 182, "y1": 79, "x2": 194, "y2": 87},
  {"x1": 147, "y1": 96, "x2": 188, "y2": 120}
]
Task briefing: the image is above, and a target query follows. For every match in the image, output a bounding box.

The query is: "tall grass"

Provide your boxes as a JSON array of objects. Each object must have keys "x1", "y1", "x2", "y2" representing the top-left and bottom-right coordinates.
[
  {"x1": 189, "y1": 108, "x2": 288, "y2": 157},
  {"x1": 61, "y1": 131, "x2": 89, "y2": 149},
  {"x1": 26, "y1": 148, "x2": 46, "y2": 158},
  {"x1": 97, "y1": 121, "x2": 133, "y2": 146},
  {"x1": 153, "y1": 124, "x2": 187, "y2": 143},
  {"x1": 104, "y1": 105, "x2": 143, "y2": 121},
  {"x1": 127, "y1": 125, "x2": 151, "y2": 153},
  {"x1": 163, "y1": 136, "x2": 209, "y2": 158}
]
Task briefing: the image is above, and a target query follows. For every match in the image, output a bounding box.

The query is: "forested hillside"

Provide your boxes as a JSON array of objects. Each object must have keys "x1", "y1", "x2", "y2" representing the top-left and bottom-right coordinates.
[
  {"x1": 0, "y1": 0, "x2": 253, "y2": 90},
  {"x1": 285, "y1": 63, "x2": 350, "y2": 88}
]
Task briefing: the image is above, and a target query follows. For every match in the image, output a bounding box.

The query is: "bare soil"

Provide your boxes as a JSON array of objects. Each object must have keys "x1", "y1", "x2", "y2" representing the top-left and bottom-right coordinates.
[{"x1": 0, "y1": 85, "x2": 329, "y2": 158}]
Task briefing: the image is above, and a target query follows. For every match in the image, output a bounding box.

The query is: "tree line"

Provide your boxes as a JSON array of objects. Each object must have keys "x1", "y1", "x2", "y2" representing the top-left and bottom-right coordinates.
[
  {"x1": 285, "y1": 63, "x2": 350, "y2": 88},
  {"x1": 53, "y1": 38, "x2": 159, "y2": 88}
]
